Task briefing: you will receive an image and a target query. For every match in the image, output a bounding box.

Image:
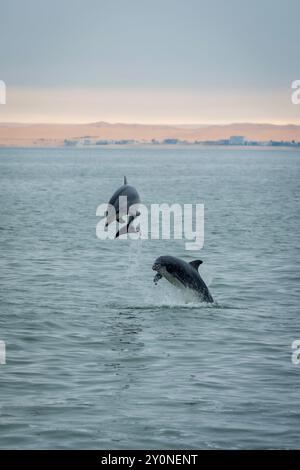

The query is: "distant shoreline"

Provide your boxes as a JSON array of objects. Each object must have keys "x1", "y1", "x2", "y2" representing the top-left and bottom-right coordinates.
[
  {"x1": 1, "y1": 121, "x2": 300, "y2": 148},
  {"x1": 1, "y1": 144, "x2": 300, "y2": 151}
]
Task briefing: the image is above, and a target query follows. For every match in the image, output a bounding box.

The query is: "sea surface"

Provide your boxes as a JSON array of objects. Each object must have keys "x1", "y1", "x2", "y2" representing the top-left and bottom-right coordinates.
[{"x1": 0, "y1": 146, "x2": 300, "y2": 449}]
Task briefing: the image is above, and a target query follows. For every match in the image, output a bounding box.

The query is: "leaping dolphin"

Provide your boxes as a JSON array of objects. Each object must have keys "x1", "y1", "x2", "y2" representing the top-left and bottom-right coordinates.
[
  {"x1": 152, "y1": 255, "x2": 214, "y2": 303},
  {"x1": 105, "y1": 176, "x2": 141, "y2": 237}
]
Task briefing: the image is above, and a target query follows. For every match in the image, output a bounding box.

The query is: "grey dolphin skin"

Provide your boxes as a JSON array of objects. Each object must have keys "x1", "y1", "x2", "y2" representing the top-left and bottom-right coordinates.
[
  {"x1": 105, "y1": 176, "x2": 141, "y2": 237},
  {"x1": 152, "y1": 255, "x2": 214, "y2": 303}
]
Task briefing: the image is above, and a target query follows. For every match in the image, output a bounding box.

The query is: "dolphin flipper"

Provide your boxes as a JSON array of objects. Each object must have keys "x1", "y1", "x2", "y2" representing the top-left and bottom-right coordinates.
[{"x1": 153, "y1": 273, "x2": 162, "y2": 285}]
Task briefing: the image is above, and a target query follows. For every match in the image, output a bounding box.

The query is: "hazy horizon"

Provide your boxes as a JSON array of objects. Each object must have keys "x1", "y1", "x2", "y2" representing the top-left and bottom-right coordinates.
[{"x1": 1, "y1": 120, "x2": 300, "y2": 127}]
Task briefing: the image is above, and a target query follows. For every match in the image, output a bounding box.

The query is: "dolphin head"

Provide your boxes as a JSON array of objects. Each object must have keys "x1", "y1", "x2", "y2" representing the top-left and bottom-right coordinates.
[
  {"x1": 152, "y1": 261, "x2": 161, "y2": 272},
  {"x1": 152, "y1": 256, "x2": 187, "y2": 288},
  {"x1": 152, "y1": 256, "x2": 172, "y2": 285},
  {"x1": 152, "y1": 255, "x2": 175, "y2": 274},
  {"x1": 152, "y1": 256, "x2": 166, "y2": 272}
]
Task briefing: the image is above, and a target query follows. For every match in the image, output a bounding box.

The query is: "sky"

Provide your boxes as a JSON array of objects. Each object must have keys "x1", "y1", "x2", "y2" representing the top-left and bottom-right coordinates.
[{"x1": 0, "y1": 0, "x2": 299, "y2": 124}]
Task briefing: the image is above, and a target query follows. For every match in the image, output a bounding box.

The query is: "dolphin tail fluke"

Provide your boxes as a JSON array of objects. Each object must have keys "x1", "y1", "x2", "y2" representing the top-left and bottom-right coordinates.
[{"x1": 115, "y1": 214, "x2": 136, "y2": 239}]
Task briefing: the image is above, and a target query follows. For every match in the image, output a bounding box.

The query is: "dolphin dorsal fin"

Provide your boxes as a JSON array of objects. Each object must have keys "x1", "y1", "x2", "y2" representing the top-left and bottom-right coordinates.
[
  {"x1": 124, "y1": 176, "x2": 128, "y2": 185},
  {"x1": 189, "y1": 260, "x2": 203, "y2": 270}
]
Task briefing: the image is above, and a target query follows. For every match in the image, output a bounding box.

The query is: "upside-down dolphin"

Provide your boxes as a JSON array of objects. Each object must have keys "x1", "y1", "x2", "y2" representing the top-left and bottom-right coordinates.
[
  {"x1": 152, "y1": 255, "x2": 214, "y2": 303},
  {"x1": 105, "y1": 176, "x2": 141, "y2": 237}
]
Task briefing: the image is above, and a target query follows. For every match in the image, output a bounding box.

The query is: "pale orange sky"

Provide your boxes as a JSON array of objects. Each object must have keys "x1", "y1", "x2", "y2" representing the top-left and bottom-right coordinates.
[{"x1": 0, "y1": 86, "x2": 299, "y2": 125}]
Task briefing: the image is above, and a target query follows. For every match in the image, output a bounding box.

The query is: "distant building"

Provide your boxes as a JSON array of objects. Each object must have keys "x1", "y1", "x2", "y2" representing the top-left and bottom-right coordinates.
[
  {"x1": 229, "y1": 135, "x2": 245, "y2": 145},
  {"x1": 114, "y1": 139, "x2": 134, "y2": 145},
  {"x1": 64, "y1": 139, "x2": 78, "y2": 146},
  {"x1": 163, "y1": 138, "x2": 179, "y2": 144}
]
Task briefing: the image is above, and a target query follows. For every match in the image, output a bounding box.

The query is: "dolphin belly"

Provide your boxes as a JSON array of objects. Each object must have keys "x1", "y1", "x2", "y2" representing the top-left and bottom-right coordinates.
[{"x1": 163, "y1": 267, "x2": 185, "y2": 289}]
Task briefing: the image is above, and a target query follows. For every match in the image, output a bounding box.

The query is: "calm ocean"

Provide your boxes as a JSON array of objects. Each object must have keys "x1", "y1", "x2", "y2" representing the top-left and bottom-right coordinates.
[{"x1": 0, "y1": 146, "x2": 300, "y2": 449}]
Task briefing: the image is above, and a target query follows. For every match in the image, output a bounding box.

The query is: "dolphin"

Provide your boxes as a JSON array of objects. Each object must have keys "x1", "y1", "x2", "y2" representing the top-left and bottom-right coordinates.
[
  {"x1": 152, "y1": 255, "x2": 214, "y2": 303},
  {"x1": 105, "y1": 176, "x2": 141, "y2": 237}
]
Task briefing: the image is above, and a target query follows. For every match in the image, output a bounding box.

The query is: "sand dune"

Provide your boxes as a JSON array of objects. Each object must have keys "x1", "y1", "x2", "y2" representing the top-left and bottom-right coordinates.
[{"x1": 0, "y1": 121, "x2": 300, "y2": 147}]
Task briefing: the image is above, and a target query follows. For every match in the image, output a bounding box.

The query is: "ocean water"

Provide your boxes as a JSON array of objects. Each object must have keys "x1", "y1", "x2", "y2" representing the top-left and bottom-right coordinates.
[{"x1": 0, "y1": 146, "x2": 300, "y2": 449}]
